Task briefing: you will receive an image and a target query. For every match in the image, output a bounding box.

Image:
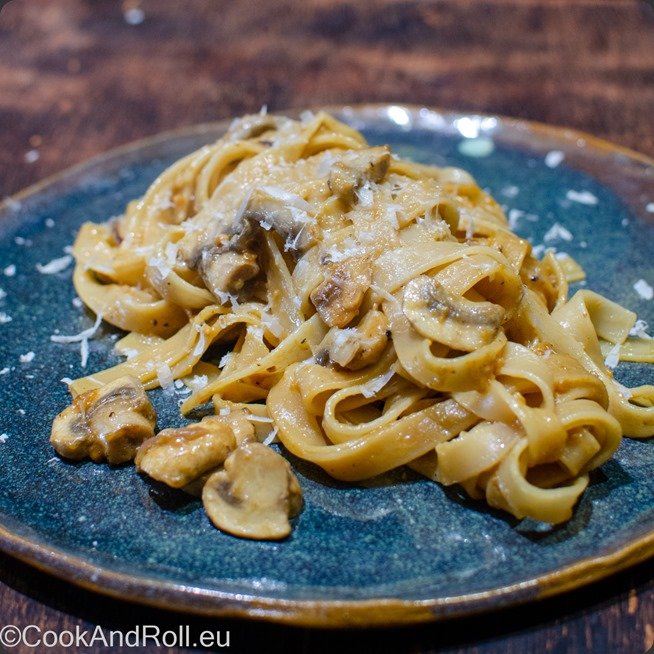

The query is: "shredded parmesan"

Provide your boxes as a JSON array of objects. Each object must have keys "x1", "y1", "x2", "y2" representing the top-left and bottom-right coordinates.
[
  {"x1": 630, "y1": 320, "x2": 652, "y2": 340},
  {"x1": 633, "y1": 279, "x2": 653, "y2": 301},
  {"x1": 0, "y1": 367, "x2": 10, "y2": 375},
  {"x1": 19, "y1": 351, "x2": 35, "y2": 363},
  {"x1": 356, "y1": 182, "x2": 374, "y2": 207},
  {"x1": 566, "y1": 190, "x2": 598, "y2": 206},
  {"x1": 245, "y1": 414, "x2": 274, "y2": 423},
  {"x1": 0, "y1": 434, "x2": 8, "y2": 444},
  {"x1": 192, "y1": 324, "x2": 206, "y2": 357},
  {"x1": 36, "y1": 255, "x2": 73, "y2": 274},
  {"x1": 156, "y1": 364, "x2": 175, "y2": 390},
  {"x1": 3, "y1": 265, "x2": 16, "y2": 277},
  {"x1": 0, "y1": 312, "x2": 11, "y2": 324},
  {"x1": 501, "y1": 185, "x2": 519, "y2": 198},
  {"x1": 262, "y1": 426, "x2": 279, "y2": 446},
  {"x1": 185, "y1": 374, "x2": 208, "y2": 392},
  {"x1": 545, "y1": 150, "x2": 565, "y2": 168},
  {"x1": 507, "y1": 208, "x2": 524, "y2": 231},
  {"x1": 604, "y1": 343, "x2": 621, "y2": 370},
  {"x1": 51, "y1": 313, "x2": 103, "y2": 344},
  {"x1": 543, "y1": 223, "x2": 573, "y2": 242},
  {"x1": 80, "y1": 338, "x2": 89, "y2": 368},
  {"x1": 51, "y1": 313, "x2": 103, "y2": 368},
  {"x1": 360, "y1": 370, "x2": 395, "y2": 398}
]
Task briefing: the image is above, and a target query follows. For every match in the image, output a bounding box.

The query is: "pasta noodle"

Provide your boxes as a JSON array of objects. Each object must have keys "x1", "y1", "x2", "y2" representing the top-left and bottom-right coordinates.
[{"x1": 53, "y1": 111, "x2": 654, "y2": 534}]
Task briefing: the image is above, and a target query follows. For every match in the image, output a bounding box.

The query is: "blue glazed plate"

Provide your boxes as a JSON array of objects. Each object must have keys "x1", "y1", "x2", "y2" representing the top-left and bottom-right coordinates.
[{"x1": 0, "y1": 105, "x2": 652, "y2": 626}]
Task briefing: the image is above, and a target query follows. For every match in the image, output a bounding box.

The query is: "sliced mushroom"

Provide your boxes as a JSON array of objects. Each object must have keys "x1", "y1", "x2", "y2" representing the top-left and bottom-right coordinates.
[
  {"x1": 50, "y1": 376, "x2": 156, "y2": 464},
  {"x1": 310, "y1": 255, "x2": 372, "y2": 328},
  {"x1": 135, "y1": 416, "x2": 237, "y2": 489},
  {"x1": 199, "y1": 248, "x2": 260, "y2": 299},
  {"x1": 202, "y1": 442, "x2": 303, "y2": 540},
  {"x1": 328, "y1": 146, "x2": 391, "y2": 203},
  {"x1": 241, "y1": 186, "x2": 317, "y2": 255},
  {"x1": 319, "y1": 309, "x2": 389, "y2": 370},
  {"x1": 403, "y1": 275, "x2": 504, "y2": 351}
]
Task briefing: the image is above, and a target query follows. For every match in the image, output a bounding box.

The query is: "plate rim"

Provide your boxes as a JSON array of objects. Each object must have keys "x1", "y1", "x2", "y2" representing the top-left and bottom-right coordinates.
[{"x1": 1, "y1": 103, "x2": 653, "y2": 627}]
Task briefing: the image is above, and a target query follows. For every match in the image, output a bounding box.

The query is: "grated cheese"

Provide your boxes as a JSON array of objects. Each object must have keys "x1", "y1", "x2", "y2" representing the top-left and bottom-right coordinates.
[
  {"x1": 507, "y1": 208, "x2": 524, "y2": 231},
  {"x1": 566, "y1": 190, "x2": 598, "y2": 206},
  {"x1": 501, "y1": 185, "x2": 519, "y2": 198},
  {"x1": 0, "y1": 312, "x2": 11, "y2": 324},
  {"x1": 0, "y1": 368, "x2": 9, "y2": 375},
  {"x1": 36, "y1": 255, "x2": 72, "y2": 274},
  {"x1": 45, "y1": 218, "x2": 55, "y2": 228},
  {"x1": 262, "y1": 426, "x2": 279, "y2": 446},
  {"x1": 80, "y1": 339, "x2": 91, "y2": 368},
  {"x1": 185, "y1": 374, "x2": 208, "y2": 392},
  {"x1": 633, "y1": 279, "x2": 653, "y2": 300},
  {"x1": 356, "y1": 182, "x2": 374, "y2": 207},
  {"x1": 246, "y1": 414, "x2": 274, "y2": 423},
  {"x1": 156, "y1": 364, "x2": 175, "y2": 390},
  {"x1": 51, "y1": 313, "x2": 103, "y2": 344},
  {"x1": 630, "y1": 320, "x2": 652, "y2": 340},
  {"x1": 192, "y1": 323, "x2": 206, "y2": 357},
  {"x1": 545, "y1": 150, "x2": 565, "y2": 168},
  {"x1": 543, "y1": 223, "x2": 573, "y2": 242},
  {"x1": 604, "y1": 343, "x2": 621, "y2": 370},
  {"x1": 3, "y1": 265, "x2": 16, "y2": 277},
  {"x1": 0, "y1": 434, "x2": 8, "y2": 444},
  {"x1": 19, "y1": 351, "x2": 35, "y2": 363},
  {"x1": 360, "y1": 369, "x2": 395, "y2": 398}
]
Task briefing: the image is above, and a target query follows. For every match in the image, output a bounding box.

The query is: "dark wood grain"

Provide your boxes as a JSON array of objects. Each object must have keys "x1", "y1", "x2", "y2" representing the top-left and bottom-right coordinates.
[{"x1": 1, "y1": 1, "x2": 653, "y2": 652}]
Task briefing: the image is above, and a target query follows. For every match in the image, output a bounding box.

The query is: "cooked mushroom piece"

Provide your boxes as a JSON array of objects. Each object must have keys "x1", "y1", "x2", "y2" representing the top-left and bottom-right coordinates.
[
  {"x1": 202, "y1": 442, "x2": 303, "y2": 540},
  {"x1": 199, "y1": 248, "x2": 260, "y2": 300},
  {"x1": 321, "y1": 309, "x2": 389, "y2": 370},
  {"x1": 403, "y1": 275, "x2": 504, "y2": 351},
  {"x1": 50, "y1": 376, "x2": 156, "y2": 464},
  {"x1": 135, "y1": 416, "x2": 237, "y2": 489},
  {"x1": 241, "y1": 186, "x2": 316, "y2": 254},
  {"x1": 328, "y1": 145, "x2": 391, "y2": 203},
  {"x1": 310, "y1": 255, "x2": 372, "y2": 328}
]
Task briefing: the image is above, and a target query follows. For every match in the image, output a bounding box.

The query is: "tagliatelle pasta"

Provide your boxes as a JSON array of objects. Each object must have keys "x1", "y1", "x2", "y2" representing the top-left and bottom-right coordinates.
[{"x1": 52, "y1": 111, "x2": 654, "y2": 536}]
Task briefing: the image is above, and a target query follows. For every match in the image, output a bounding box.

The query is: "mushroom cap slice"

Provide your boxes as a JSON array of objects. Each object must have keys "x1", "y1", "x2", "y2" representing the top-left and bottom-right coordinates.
[
  {"x1": 202, "y1": 442, "x2": 302, "y2": 540},
  {"x1": 403, "y1": 275, "x2": 504, "y2": 351},
  {"x1": 136, "y1": 416, "x2": 236, "y2": 488},
  {"x1": 50, "y1": 375, "x2": 156, "y2": 464}
]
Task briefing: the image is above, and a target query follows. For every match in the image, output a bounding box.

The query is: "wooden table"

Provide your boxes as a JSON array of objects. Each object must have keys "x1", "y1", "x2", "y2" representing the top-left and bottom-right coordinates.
[{"x1": 1, "y1": 1, "x2": 653, "y2": 651}]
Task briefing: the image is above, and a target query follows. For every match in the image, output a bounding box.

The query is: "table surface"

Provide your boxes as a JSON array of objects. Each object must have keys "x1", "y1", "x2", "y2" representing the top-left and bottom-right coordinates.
[{"x1": 1, "y1": 1, "x2": 653, "y2": 652}]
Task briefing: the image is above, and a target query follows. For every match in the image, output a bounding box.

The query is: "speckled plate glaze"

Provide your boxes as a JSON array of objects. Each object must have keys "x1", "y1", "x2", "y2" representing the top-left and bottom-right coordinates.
[{"x1": 0, "y1": 105, "x2": 652, "y2": 627}]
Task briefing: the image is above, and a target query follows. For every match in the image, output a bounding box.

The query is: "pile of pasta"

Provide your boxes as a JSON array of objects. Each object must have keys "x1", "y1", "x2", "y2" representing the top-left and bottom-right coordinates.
[{"x1": 66, "y1": 111, "x2": 654, "y2": 526}]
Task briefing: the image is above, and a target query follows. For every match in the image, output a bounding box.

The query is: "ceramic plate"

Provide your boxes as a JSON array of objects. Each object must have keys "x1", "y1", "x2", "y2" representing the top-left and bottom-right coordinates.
[{"x1": 0, "y1": 105, "x2": 652, "y2": 626}]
